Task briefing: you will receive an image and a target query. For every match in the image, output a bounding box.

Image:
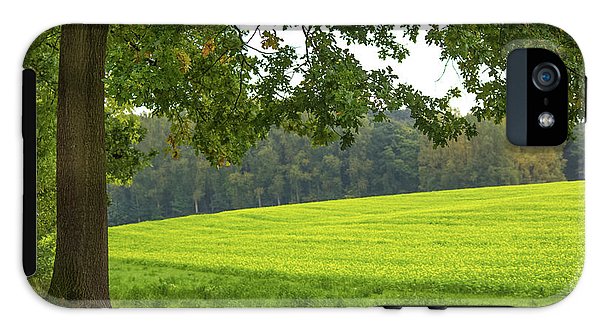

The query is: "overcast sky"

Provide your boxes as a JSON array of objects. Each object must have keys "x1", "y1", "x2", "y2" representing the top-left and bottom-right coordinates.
[
  {"x1": 136, "y1": 27, "x2": 477, "y2": 116},
  {"x1": 247, "y1": 27, "x2": 477, "y2": 115}
]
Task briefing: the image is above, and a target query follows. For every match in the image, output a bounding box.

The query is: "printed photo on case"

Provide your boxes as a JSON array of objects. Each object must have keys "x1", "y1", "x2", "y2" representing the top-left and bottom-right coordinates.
[{"x1": 23, "y1": 24, "x2": 585, "y2": 307}]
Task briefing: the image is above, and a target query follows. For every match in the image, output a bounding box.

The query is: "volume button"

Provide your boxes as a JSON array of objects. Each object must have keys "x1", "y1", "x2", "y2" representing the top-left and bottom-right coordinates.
[{"x1": 584, "y1": 76, "x2": 588, "y2": 123}]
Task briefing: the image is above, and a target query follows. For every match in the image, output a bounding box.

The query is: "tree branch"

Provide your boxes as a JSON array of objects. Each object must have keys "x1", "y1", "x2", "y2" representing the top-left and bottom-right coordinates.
[
  {"x1": 435, "y1": 58, "x2": 451, "y2": 82},
  {"x1": 233, "y1": 25, "x2": 278, "y2": 55},
  {"x1": 301, "y1": 25, "x2": 312, "y2": 66},
  {"x1": 201, "y1": 50, "x2": 230, "y2": 75},
  {"x1": 234, "y1": 57, "x2": 244, "y2": 111},
  {"x1": 246, "y1": 25, "x2": 261, "y2": 44}
]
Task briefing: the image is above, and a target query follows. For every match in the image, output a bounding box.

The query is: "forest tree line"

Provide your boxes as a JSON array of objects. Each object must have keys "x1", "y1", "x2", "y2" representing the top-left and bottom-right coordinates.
[{"x1": 108, "y1": 111, "x2": 584, "y2": 226}]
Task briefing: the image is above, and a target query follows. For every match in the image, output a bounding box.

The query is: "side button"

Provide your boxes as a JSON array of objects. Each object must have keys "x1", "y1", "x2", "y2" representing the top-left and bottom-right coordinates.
[
  {"x1": 23, "y1": 69, "x2": 37, "y2": 277},
  {"x1": 584, "y1": 75, "x2": 588, "y2": 123}
]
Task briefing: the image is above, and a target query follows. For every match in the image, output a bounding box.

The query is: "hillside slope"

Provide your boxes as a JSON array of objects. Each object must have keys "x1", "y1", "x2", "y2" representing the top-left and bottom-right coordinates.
[{"x1": 108, "y1": 181, "x2": 585, "y2": 307}]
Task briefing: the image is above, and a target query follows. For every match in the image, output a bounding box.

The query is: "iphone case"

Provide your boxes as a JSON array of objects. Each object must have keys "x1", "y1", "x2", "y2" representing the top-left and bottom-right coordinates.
[{"x1": 23, "y1": 24, "x2": 585, "y2": 308}]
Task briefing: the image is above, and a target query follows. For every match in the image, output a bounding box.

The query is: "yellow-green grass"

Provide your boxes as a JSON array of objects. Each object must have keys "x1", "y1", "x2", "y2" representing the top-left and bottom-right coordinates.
[{"x1": 108, "y1": 181, "x2": 584, "y2": 307}]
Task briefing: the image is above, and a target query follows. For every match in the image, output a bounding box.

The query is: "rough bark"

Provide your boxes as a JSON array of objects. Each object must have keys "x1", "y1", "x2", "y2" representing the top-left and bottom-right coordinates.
[{"x1": 48, "y1": 24, "x2": 110, "y2": 307}]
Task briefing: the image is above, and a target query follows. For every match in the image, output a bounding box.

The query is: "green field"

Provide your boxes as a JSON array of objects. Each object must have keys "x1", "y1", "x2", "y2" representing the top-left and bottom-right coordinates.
[{"x1": 108, "y1": 181, "x2": 584, "y2": 307}]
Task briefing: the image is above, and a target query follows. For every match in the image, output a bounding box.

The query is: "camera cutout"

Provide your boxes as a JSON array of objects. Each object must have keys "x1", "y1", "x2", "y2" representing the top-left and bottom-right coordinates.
[
  {"x1": 532, "y1": 62, "x2": 561, "y2": 92},
  {"x1": 506, "y1": 48, "x2": 568, "y2": 146}
]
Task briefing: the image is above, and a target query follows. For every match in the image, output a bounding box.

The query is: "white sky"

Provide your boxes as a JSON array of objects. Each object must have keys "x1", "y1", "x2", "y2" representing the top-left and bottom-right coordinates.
[
  {"x1": 247, "y1": 27, "x2": 476, "y2": 115},
  {"x1": 135, "y1": 27, "x2": 477, "y2": 116}
]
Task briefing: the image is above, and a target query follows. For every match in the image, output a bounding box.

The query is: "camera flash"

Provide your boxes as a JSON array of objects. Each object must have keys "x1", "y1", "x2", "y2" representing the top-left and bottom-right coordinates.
[{"x1": 538, "y1": 112, "x2": 555, "y2": 128}]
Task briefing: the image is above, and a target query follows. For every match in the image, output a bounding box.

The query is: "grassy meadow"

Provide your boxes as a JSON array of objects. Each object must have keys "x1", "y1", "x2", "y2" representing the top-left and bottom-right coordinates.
[{"x1": 108, "y1": 181, "x2": 584, "y2": 307}]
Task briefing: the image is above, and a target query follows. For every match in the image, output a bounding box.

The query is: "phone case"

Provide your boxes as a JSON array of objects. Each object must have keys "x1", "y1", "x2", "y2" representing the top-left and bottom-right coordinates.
[{"x1": 23, "y1": 24, "x2": 585, "y2": 308}]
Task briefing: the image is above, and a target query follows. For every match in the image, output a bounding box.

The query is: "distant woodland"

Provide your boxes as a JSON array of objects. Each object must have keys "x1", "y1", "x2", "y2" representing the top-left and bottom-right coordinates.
[{"x1": 108, "y1": 112, "x2": 584, "y2": 225}]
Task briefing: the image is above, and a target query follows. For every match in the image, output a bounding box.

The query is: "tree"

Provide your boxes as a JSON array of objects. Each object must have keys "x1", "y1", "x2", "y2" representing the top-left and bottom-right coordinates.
[
  {"x1": 289, "y1": 150, "x2": 312, "y2": 203},
  {"x1": 254, "y1": 187, "x2": 265, "y2": 207},
  {"x1": 270, "y1": 174, "x2": 286, "y2": 206},
  {"x1": 421, "y1": 24, "x2": 585, "y2": 136},
  {"x1": 319, "y1": 154, "x2": 343, "y2": 199},
  {"x1": 47, "y1": 25, "x2": 110, "y2": 307},
  {"x1": 511, "y1": 146, "x2": 566, "y2": 184},
  {"x1": 346, "y1": 124, "x2": 373, "y2": 197},
  {"x1": 192, "y1": 159, "x2": 210, "y2": 213},
  {"x1": 227, "y1": 171, "x2": 255, "y2": 208},
  {"x1": 25, "y1": 26, "x2": 151, "y2": 295},
  {"x1": 369, "y1": 120, "x2": 419, "y2": 194},
  {"x1": 418, "y1": 118, "x2": 565, "y2": 191}
]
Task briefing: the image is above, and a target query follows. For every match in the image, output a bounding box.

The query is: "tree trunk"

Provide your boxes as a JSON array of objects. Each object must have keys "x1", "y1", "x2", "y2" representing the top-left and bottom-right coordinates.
[
  {"x1": 48, "y1": 24, "x2": 110, "y2": 307},
  {"x1": 194, "y1": 198, "x2": 199, "y2": 213}
]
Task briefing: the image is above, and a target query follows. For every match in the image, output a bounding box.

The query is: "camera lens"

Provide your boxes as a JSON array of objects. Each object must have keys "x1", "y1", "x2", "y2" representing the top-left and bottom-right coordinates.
[{"x1": 532, "y1": 62, "x2": 561, "y2": 91}]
